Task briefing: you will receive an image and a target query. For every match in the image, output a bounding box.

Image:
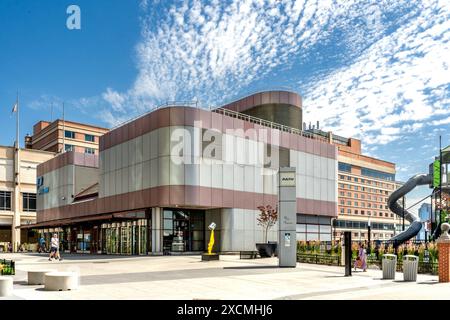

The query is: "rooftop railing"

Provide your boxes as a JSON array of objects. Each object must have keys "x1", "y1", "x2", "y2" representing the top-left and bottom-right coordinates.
[
  {"x1": 110, "y1": 99, "x2": 331, "y2": 144},
  {"x1": 212, "y1": 107, "x2": 330, "y2": 144}
]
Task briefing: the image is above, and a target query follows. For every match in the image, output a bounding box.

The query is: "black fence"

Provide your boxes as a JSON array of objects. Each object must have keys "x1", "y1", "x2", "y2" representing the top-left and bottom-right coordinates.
[
  {"x1": 297, "y1": 253, "x2": 341, "y2": 266},
  {"x1": 0, "y1": 259, "x2": 15, "y2": 275},
  {"x1": 296, "y1": 253, "x2": 438, "y2": 275}
]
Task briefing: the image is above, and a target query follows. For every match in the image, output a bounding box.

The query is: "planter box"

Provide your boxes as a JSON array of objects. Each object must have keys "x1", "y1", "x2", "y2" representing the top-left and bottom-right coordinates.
[{"x1": 256, "y1": 243, "x2": 277, "y2": 258}]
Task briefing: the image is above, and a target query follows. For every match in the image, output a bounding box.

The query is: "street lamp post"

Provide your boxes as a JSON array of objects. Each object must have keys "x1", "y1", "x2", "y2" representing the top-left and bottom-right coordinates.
[{"x1": 367, "y1": 218, "x2": 371, "y2": 251}]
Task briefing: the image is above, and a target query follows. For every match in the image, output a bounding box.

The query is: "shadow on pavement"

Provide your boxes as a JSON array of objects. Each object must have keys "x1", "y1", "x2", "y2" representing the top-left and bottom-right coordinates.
[{"x1": 223, "y1": 266, "x2": 279, "y2": 270}]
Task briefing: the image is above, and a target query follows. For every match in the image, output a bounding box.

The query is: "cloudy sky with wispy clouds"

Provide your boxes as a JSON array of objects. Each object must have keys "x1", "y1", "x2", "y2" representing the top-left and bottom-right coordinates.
[{"x1": 0, "y1": 0, "x2": 449, "y2": 210}]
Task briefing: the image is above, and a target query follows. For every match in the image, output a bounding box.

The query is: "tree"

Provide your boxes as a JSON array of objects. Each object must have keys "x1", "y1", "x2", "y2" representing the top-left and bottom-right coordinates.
[{"x1": 257, "y1": 205, "x2": 278, "y2": 243}]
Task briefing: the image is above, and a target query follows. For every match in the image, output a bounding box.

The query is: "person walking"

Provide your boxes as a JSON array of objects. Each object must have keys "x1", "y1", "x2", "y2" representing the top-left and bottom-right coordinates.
[
  {"x1": 49, "y1": 233, "x2": 62, "y2": 261},
  {"x1": 39, "y1": 236, "x2": 46, "y2": 253},
  {"x1": 354, "y1": 243, "x2": 367, "y2": 272}
]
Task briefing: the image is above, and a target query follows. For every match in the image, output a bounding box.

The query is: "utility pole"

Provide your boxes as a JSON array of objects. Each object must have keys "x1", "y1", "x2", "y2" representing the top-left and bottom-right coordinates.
[
  {"x1": 402, "y1": 196, "x2": 405, "y2": 231},
  {"x1": 12, "y1": 91, "x2": 21, "y2": 252},
  {"x1": 62, "y1": 102, "x2": 65, "y2": 153}
]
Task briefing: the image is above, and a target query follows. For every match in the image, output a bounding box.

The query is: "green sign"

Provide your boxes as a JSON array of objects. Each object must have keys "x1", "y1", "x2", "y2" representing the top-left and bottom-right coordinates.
[{"x1": 433, "y1": 159, "x2": 441, "y2": 188}]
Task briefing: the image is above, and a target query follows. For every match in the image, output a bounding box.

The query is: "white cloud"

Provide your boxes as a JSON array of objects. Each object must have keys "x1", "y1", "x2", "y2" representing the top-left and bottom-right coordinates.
[
  {"x1": 102, "y1": 0, "x2": 424, "y2": 118},
  {"x1": 302, "y1": 0, "x2": 450, "y2": 148}
]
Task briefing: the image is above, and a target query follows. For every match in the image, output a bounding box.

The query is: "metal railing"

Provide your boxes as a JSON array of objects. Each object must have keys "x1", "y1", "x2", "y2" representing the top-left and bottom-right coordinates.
[
  {"x1": 296, "y1": 252, "x2": 438, "y2": 275},
  {"x1": 297, "y1": 253, "x2": 341, "y2": 266},
  {"x1": 212, "y1": 107, "x2": 330, "y2": 143},
  {"x1": 110, "y1": 100, "x2": 202, "y2": 130}
]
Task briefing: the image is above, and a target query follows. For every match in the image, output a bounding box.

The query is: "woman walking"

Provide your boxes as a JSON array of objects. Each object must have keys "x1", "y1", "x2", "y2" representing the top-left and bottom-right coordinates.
[{"x1": 354, "y1": 243, "x2": 367, "y2": 272}]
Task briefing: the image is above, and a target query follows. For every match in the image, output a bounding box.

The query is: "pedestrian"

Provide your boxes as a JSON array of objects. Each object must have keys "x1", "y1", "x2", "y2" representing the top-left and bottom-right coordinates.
[
  {"x1": 39, "y1": 236, "x2": 46, "y2": 253},
  {"x1": 354, "y1": 243, "x2": 367, "y2": 272},
  {"x1": 49, "y1": 233, "x2": 62, "y2": 261}
]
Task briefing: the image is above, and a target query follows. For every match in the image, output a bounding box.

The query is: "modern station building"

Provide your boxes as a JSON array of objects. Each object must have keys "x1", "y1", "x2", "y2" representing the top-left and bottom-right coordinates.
[{"x1": 31, "y1": 91, "x2": 338, "y2": 255}]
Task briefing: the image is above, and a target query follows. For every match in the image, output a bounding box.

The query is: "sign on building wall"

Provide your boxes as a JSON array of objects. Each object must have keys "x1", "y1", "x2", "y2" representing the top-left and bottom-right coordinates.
[{"x1": 279, "y1": 171, "x2": 296, "y2": 187}]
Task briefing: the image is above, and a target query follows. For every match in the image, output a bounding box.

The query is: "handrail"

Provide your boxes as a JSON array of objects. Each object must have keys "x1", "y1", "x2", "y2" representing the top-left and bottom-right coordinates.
[
  {"x1": 110, "y1": 100, "x2": 201, "y2": 130},
  {"x1": 109, "y1": 97, "x2": 330, "y2": 145},
  {"x1": 212, "y1": 107, "x2": 330, "y2": 143}
]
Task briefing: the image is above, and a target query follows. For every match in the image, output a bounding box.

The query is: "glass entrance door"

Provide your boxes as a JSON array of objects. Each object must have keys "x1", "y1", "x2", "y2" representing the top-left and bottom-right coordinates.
[{"x1": 163, "y1": 208, "x2": 205, "y2": 252}]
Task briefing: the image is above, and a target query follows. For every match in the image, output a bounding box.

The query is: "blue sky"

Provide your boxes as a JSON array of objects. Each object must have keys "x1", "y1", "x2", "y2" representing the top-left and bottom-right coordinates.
[{"x1": 1, "y1": 0, "x2": 449, "y2": 210}]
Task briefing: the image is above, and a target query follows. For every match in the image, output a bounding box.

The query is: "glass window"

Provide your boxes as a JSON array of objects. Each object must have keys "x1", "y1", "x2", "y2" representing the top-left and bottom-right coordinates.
[
  {"x1": 361, "y1": 167, "x2": 395, "y2": 181},
  {"x1": 85, "y1": 147, "x2": 95, "y2": 154},
  {"x1": 307, "y1": 224, "x2": 319, "y2": 233},
  {"x1": 65, "y1": 144, "x2": 73, "y2": 152},
  {"x1": 0, "y1": 191, "x2": 11, "y2": 210},
  {"x1": 85, "y1": 134, "x2": 95, "y2": 142},
  {"x1": 22, "y1": 193, "x2": 36, "y2": 212},
  {"x1": 65, "y1": 130, "x2": 75, "y2": 139},
  {"x1": 338, "y1": 162, "x2": 352, "y2": 172}
]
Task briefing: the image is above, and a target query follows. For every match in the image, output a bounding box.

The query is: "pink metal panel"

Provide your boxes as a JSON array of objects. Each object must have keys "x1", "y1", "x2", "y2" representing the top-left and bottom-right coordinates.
[
  {"x1": 222, "y1": 189, "x2": 234, "y2": 208},
  {"x1": 184, "y1": 107, "x2": 199, "y2": 127},
  {"x1": 254, "y1": 93, "x2": 262, "y2": 106},
  {"x1": 150, "y1": 109, "x2": 159, "y2": 131},
  {"x1": 211, "y1": 188, "x2": 223, "y2": 208},
  {"x1": 280, "y1": 91, "x2": 289, "y2": 104},
  {"x1": 199, "y1": 109, "x2": 211, "y2": 129},
  {"x1": 281, "y1": 132, "x2": 290, "y2": 148},
  {"x1": 261, "y1": 92, "x2": 270, "y2": 105},
  {"x1": 169, "y1": 107, "x2": 185, "y2": 126},
  {"x1": 270, "y1": 91, "x2": 280, "y2": 104},
  {"x1": 169, "y1": 185, "x2": 185, "y2": 206},
  {"x1": 211, "y1": 112, "x2": 223, "y2": 131},
  {"x1": 157, "y1": 108, "x2": 171, "y2": 128},
  {"x1": 199, "y1": 187, "x2": 212, "y2": 207},
  {"x1": 184, "y1": 185, "x2": 200, "y2": 207},
  {"x1": 158, "y1": 186, "x2": 170, "y2": 206}
]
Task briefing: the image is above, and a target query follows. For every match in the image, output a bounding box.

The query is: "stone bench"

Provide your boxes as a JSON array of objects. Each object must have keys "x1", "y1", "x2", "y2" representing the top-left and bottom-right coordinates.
[
  {"x1": 44, "y1": 272, "x2": 79, "y2": 291},
  {"x1": 27, "y1": 270, "x2": 56, "y2": 285},
  {"x1": 0, "y1": 276, "x2": 13, "y2": 297}
]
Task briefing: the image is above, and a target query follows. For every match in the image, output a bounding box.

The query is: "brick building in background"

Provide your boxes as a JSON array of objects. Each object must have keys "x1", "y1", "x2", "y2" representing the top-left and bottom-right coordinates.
[
  {"x1": 308, "y1": 129, "x2": 403, "y2": 242},
  {"x1": 25, "y1": 119, "x2": 109, "y2": 155}
]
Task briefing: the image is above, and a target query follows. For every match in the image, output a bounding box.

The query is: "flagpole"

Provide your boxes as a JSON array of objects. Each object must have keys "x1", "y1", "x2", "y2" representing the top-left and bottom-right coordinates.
[
  {"x1": 16, "y1": 91, "x2": 19, "y2": 150},
  {"x1": 62, "y1": 102, "x2": 65, "y2": 153},
  {"x1": 13, "y1": 91, "x2": 21, "y2": 252}
]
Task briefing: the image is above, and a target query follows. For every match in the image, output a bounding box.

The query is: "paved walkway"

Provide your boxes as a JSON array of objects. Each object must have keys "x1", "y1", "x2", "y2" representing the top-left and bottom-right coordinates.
[{"x1": 0, "y1": 253, "x2": 447, "y2": 300}]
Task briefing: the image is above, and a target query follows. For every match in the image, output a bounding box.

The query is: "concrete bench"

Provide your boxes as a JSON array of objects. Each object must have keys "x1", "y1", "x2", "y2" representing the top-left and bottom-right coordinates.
[
  {"x1": 0, "y1": 276, "x2": 13, "y2": 297},
  {"x1": 44, "y1": 272, "x2": 79, "y2": 291},
  {"x1": 27, "y1": 270, "x2": 56, "y2": 285}
]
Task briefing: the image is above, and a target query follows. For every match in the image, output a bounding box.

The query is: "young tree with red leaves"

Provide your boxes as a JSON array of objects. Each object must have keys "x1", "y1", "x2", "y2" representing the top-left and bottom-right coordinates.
[{"x1": 257, "y1": 205, "x2": 278, "y2": 243}]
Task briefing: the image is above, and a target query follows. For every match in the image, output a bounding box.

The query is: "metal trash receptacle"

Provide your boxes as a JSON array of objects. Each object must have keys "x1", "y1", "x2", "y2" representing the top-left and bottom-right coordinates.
[
  {"x1": 403, "y1": 255, "x2": 419, "y2": 281},
  {"x1": 382, "y1": 254, "x2": 397, "y2": 279}
]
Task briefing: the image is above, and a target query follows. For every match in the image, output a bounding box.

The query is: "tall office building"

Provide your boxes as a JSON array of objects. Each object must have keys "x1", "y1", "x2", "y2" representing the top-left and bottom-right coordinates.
[
  {"x1": 308, "y1": 129, "x2": 400, "y2": 242},
  {"x1": 26, "y1": 119, "x2": 109, "y2": 155}
]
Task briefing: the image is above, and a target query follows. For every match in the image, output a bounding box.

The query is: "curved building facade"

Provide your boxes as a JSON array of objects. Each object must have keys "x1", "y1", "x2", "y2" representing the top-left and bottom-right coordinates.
[{"x1": 34, "y1": 91, "x2": 337, "y2": 255}]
